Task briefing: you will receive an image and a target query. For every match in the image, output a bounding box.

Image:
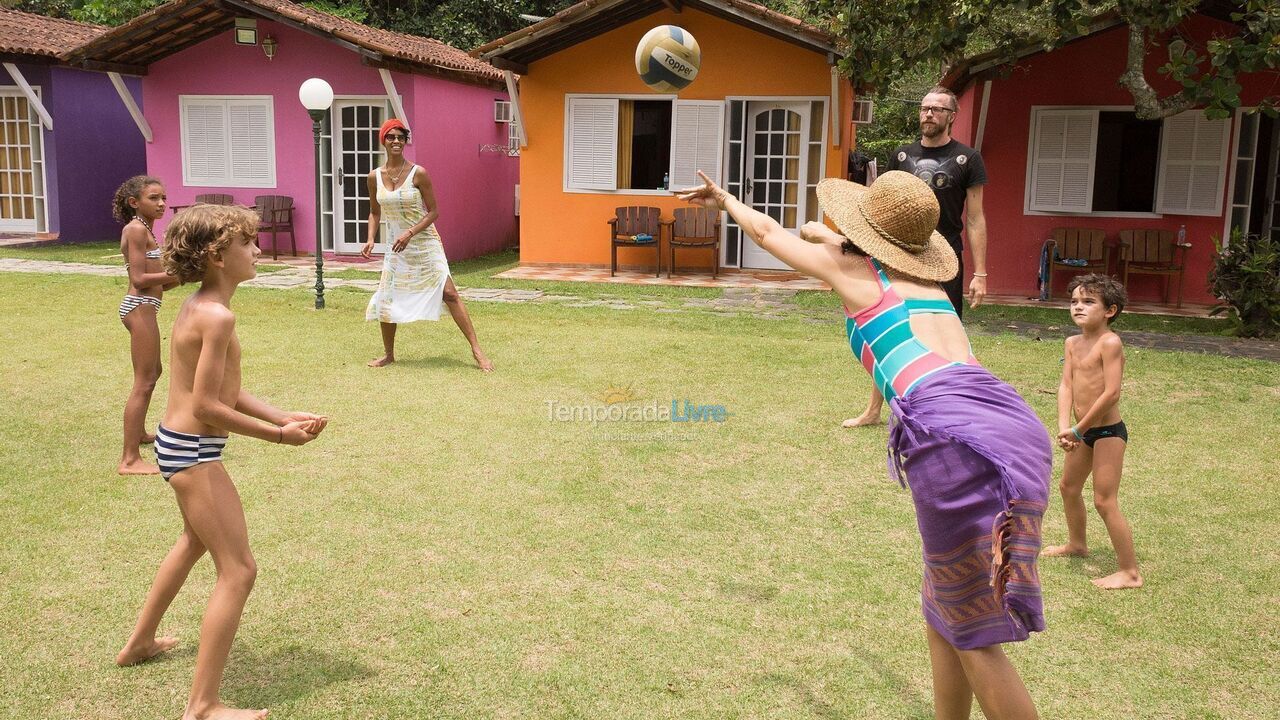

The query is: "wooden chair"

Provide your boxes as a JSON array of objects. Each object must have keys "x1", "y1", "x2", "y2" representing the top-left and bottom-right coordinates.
[
  {"x1": 609, "y1": 206, "x2": 661, "y2": 277},
  {"x1": 662, "y1": 207, "x2": 721, "y2": 278},
  {"x1": 1046, "y1": 227, "x2": 1109, "y2": 299},
  {"x1": 1118, "y1": 229, "x2": 1189, "y2": 308},
  {"x1": 195, "y1": 193, "x2": 235, "y2": 205},
  {"x1": 253, "y1": 195, "x2": 296, "y2": 260},
  {"x1": 171, "y1": 193, "x2": 236, "y2": 214}
]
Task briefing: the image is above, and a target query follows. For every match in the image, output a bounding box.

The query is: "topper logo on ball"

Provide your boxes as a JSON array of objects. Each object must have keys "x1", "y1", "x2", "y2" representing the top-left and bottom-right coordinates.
[{"x1": 635, "y1": 25, "x2": 701, "y2": 93}]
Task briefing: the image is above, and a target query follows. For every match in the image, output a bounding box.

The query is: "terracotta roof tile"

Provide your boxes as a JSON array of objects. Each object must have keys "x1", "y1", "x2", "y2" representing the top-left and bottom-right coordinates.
[
  {"x1": 0, "y1": 7, "x2": 106, "y2": 59},
  {"x1": 67, "y1": 0, "x2": 500, "y2": 83},
  {"x1": 250, "y1": 0, "x2": 502, "y2": 81}
]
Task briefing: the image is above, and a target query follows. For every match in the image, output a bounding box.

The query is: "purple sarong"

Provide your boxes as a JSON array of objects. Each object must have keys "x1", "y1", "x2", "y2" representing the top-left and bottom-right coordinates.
[{"x1": 887, "y1": 364, "x2": 1051, "y2": 650}]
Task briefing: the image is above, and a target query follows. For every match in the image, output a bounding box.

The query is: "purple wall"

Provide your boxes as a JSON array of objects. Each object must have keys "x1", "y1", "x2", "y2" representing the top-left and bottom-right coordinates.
[
  {"x1": 143, "y1": 21, "x2": 517, "y2": 258},
  {"x1": 0, "y1": 63, "x2": 144, "y2": 240}
]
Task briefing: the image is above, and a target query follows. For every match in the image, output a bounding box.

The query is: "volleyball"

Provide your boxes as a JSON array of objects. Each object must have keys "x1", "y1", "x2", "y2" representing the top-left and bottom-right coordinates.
[{"x1": 634, "y1": 25, "x2": 701, "y2": 93}]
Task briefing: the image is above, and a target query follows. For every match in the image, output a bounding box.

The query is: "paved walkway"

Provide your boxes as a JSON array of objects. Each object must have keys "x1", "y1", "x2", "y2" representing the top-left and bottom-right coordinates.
[{"x1": 3, "y1": 258, "x2": 1276, "y2": 362}]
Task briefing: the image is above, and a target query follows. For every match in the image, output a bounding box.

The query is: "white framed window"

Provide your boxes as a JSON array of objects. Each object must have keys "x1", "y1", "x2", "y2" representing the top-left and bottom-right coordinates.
[
  {"x1": 180, "y1": 95, "x2": 276, "y2": 188},
  {"x1": 1026, "y1": 107, "x2": 1230, "y2": 216},
  {"x1": 563, "y1": 95, "x2": 724, "y2": 194}
]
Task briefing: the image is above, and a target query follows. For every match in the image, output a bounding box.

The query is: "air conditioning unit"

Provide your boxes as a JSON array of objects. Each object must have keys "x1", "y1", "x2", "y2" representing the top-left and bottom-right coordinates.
[
  {"x1": 853, "y1": 98, "x2": 874, "y2": 125},
  {"x1": 494, "y1": 100, "x2": 513, "y2": 123}
]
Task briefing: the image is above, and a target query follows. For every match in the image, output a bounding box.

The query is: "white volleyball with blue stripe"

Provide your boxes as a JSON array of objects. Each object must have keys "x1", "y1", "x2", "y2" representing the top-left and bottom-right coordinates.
[{"x1": 634, "y1": 25, "x2": 701, "y2": 92}]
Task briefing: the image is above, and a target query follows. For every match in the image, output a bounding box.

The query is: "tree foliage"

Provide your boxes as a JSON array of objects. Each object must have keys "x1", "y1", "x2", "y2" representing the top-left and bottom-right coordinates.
[
  {"x1": 9, "y1": 0, "x2": 162, "y2": 24},
  {"x1": 802, "y1": 0, "x2": 1280, "y2": 120}
]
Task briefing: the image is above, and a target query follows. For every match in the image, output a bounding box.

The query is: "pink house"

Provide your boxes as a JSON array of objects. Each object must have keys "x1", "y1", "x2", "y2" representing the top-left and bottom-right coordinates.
[
  {"x1": 942, "y1": 8, "x2": 1274, "y2": 306},
  {"x1": 67, "y1": 0, "x2": 518, "y2": 260}
]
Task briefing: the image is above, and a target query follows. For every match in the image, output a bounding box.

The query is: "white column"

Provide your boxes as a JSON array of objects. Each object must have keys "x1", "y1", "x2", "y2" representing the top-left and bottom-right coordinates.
[
  {"x1": 108, "y1": 72, "x2": 152, "y2": 142},
  {"x1": 378, "y1": 68, "x2": 410, "y2": 133},
  {"x1": 3, "y1": 63, "x2": 53, "y2": 131},
  {"x1": 504, "y1": 70, "x2": 527, "y2": 148}
]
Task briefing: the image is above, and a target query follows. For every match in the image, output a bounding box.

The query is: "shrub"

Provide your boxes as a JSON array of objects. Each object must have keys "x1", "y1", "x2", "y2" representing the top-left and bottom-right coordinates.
[{"x1": 1208, "y1": 227, "x2": 1280, "y2": 338}]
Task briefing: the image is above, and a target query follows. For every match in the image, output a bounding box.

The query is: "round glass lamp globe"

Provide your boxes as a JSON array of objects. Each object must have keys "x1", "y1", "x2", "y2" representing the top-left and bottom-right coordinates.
[{"x1": 298, "y1": 78, "x2": 334, "y2": 111}]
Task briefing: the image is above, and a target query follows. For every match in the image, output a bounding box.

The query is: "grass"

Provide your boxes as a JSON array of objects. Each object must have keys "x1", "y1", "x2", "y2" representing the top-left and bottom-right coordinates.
[
  {"x1": 0, "y1": 271, "x2": 1276, "y2": 719},
  {"x1": 4, "y1": 243, "x2": 1229, "y2": 334},
  {"x1": 0, "y1": 239, "x2": 125, "y2": 264}
]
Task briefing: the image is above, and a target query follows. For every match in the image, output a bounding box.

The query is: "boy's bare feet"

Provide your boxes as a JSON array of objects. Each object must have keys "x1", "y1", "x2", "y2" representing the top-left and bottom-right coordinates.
[
  {"x1": 1042, "y1": 544, "x2": 1089, "y2": 558},
  {"x1": 116, "y1": 635, "x2": 179, "y2": 666},
  {"x1": 841, "y1": 411, "x2": 882, "y2": 428},
  {"x1": 182, "y1": 704, "x2": 268, "y2": 720},
  {"x1": 473, "y1": 348, "x2": 494, "y2": 372},
  {"x1": 1092, "y1": 570, "x2": 1143, "y2": 590},
  {"x1": 367, "y1": 355, "x2": 394, "y2": 367},
  {"x1": 140, "y1": 431, "x2": 156, "y2": 444},
  {"x1": 118, "y1": 459, "x2": 161, "y2": 476}
]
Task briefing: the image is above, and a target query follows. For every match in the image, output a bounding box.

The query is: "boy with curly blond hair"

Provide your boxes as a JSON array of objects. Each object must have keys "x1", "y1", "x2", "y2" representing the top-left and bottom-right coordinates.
[{"x1": 116, "y1": 204, "x2": 329, "y2": 720}]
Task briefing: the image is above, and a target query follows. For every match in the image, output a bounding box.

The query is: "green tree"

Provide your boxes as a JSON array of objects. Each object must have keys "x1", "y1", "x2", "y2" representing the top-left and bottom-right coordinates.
[{"x1": 803, "y1": 0, "x2": 1280, "y2": 120}]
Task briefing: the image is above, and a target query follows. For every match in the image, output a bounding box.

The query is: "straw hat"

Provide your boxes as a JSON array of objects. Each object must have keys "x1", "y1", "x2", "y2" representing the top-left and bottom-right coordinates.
[{"x1": 816, "y1": 170, "x2": 958, "y2": 282}]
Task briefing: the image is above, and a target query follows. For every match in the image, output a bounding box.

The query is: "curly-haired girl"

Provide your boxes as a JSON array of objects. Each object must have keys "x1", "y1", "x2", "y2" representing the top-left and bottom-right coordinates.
[{"x1": 115, "y1": 175, "x2": 177, "y2": 475}]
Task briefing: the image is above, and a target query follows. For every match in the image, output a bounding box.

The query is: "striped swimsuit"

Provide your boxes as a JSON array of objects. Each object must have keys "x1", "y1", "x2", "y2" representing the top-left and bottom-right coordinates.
[
  {"x1": 119, "y1": 248, "x2": 164, "y2": 320},
  {"x1": 848, "y1": 256, "x2": 1051, "y2": 649},
  {"x1": 154, "y1": 425, "x2": 228, "y2": 481},
  {"x1": 845, "y1": 256, "x2": 977, "y2": 402}
]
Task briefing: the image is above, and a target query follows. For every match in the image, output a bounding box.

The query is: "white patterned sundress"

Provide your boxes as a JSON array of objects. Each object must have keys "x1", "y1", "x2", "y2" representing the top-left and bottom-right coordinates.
[{"x1": 365, "y1": 165, "x2": 451, "y2": 324}]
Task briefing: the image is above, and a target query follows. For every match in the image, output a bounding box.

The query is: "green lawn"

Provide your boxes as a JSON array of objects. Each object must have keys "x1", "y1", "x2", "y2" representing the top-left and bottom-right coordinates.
[{"x1": 1, "y1": 271, "x2": 1276, "y2": 719}]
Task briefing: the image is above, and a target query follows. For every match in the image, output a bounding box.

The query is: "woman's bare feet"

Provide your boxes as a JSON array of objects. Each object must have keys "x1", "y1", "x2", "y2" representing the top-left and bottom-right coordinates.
[
  {"x1": 116, "y1": 635, "x2": 179, "y2": 666},
  {"x1": 841, "y1": 410, "x2": 882, "y2": 428},
  {"x1": 367, "y1": 355, "x2": 394, "y2": 368},
  {"x1": 118, "y1": 459, "x2": 161, "y2": 476},
  {"x1": 472, "y1": 347, "x2": 494, "y2": 372},
  {"x1": 182, "y1": 704, "x2": 268, "y2": 720},
  {"x1": 1092, "y1": 570, "x2": 1143, "y2": 590},
  {"x1": 1042, "y1": 543, "x2": 1089, "y2": 558}
]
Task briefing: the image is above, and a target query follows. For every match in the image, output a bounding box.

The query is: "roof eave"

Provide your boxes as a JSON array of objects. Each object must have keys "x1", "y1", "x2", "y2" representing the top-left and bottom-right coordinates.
[{"x1": 474, "y1": 0, "x2": 840, "y2": 69}]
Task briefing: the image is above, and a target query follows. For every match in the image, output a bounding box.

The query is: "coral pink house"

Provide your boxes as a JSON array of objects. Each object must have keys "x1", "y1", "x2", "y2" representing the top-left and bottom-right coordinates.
[
  {"x1": 68, "y1": 0, "x2": 517, "y2": 260},
  {"x1": 944, "y1": 9, "x2": 1275, "y2": 306}
]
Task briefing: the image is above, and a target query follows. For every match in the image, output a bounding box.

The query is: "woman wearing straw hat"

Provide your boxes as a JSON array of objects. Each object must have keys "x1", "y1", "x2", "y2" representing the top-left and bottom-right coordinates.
[{"x1": 677, "y1": 170, "x2": 1050, "y2": 720}]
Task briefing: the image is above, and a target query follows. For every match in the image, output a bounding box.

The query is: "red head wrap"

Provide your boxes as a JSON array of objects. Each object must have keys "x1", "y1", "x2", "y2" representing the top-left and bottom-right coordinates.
[{"x1": 378, "y1": 118, "x2": 408, "y2": 145}]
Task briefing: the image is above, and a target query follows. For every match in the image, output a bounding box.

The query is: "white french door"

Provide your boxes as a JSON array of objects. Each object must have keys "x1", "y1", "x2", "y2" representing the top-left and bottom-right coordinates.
[
  {"x1": 740, "y1": 101, "x2": 811, "y2": 270},
  {"x1": 332, "y1": 99, "x2": 393, "y2": 254},
  {"x1": 0, "y1": 89, "x2": 47, "y2": 233}
]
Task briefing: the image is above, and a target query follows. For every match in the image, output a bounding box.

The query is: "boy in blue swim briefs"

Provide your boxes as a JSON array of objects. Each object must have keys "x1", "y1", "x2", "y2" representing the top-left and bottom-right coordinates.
[{"x1": 1043, "y1": 273, "x2": 1143, "y2": 590}]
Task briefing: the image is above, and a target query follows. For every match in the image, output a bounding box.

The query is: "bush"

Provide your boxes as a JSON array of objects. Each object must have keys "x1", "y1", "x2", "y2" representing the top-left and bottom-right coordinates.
[
  {"x1": 858, "y1": 137, "x2": 915, "y2": 169},
  {"x1": 1208, "y1": 228, "x2": 1280, "y2": 338}
]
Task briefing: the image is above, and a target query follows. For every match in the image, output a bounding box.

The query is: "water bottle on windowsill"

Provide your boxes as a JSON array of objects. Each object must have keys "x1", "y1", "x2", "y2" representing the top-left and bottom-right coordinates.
[{"x1": 662, "y1": 172, "x2": 669, "y2": 191}]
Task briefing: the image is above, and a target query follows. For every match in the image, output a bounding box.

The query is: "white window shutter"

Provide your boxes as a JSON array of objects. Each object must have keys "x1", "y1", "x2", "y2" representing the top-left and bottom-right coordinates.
[
  {"x1": 670, "y1": 100, "x2": 724, "y2": 191},
  {"x1": 228, "y1": 100, "x2": 274, "y2": 186},
  {"x1": 183, "y1": 100, "x2": 228, "y2": 184},
  {"x1": 1028, "y1": 109, "x2": 1096, "y2": 213},
  {"x1": 181, "y1": 96, "x2": 275, "y2": 188},
  {"x1": 1157, "y1": 110, "x2": 1230, "y2": 216},
  {"x1": 566, "y1": 98, "x2": 618, "y2": 190}
]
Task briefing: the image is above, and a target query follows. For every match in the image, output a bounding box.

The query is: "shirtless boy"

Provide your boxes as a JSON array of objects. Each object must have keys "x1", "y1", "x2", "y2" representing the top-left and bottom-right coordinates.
[
  {"x1": 1043, "y1": 273, "x2": 1142, "y2": 590},
  {"x1": 115, "y1": 204, "x2": 328, "y2": 719}
]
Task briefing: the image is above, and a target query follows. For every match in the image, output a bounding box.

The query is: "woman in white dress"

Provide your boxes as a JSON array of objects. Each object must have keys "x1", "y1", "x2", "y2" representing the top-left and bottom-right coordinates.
[{"x1": 362, "y1": 119, "x2": 493, "y2": 371}]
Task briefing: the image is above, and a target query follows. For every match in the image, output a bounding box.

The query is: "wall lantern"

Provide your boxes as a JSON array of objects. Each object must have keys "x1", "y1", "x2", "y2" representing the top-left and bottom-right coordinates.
[{"x1": 262, "y1": 34, "x2": 278, "y2": 60}]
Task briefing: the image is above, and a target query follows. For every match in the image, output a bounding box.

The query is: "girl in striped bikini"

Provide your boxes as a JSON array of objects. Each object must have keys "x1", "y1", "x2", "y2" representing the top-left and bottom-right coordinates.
[
  {"x1": 115, "y1": 175, "x2": 177, "y2": 476},
  {"x1": 677, "y1": 170, "x2": 1050, "y2": 720}
]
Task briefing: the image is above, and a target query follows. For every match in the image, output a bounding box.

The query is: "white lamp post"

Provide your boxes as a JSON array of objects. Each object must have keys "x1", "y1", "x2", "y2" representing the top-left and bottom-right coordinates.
[{"x1": 299, "y1": 78, "x2": 334, "y2": 309}]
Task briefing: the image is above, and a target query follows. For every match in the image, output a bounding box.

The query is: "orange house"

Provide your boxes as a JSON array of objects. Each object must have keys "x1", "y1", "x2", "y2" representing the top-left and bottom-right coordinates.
[{"x1": 475, "y1": 0, "x2": 854, "y2": 273}]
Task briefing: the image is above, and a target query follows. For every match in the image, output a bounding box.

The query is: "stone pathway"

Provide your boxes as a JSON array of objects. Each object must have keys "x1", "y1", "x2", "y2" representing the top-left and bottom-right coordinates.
[{"x1": 4, "y1": 258, "x2": 1277, "y2": 362}]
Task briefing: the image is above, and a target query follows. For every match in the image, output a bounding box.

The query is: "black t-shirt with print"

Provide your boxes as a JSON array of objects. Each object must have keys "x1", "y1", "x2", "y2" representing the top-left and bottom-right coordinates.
[{"x1": 889, "y1": 139, "x2": 987, "y2": 250}]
